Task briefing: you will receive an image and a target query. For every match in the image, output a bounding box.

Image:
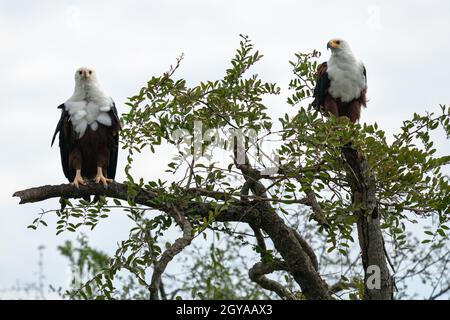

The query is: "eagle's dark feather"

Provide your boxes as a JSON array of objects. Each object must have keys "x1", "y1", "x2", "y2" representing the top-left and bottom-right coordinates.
[{"x1": 313, "y1": 62, "x2": 331, "y2": 111}]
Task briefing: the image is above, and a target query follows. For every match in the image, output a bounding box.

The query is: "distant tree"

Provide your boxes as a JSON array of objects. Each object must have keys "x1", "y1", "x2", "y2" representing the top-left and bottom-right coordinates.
[
  {"x1": 53, "y1": 233, "x2": 274, "y2": 300},
  {"x1": 0, "y1": 245, "x2": 47, "y2": 299},
  {"x1": 15, "y1": 35, "x2": 450, "y2": 300}
]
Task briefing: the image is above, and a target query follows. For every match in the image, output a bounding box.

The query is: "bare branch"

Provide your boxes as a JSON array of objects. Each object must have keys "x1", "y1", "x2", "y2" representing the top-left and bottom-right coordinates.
[
  {"x1": 429, "y1": 283, "x2": 450, "y2": 300},
  {"x1": 304, "y1": 189, "x2": 331, "y2": 229},
  {"x1": 248, "y1": 261, "x2": 294, "y2": 300},
  {"x1": 250, "y1": 224, "x2": 267, "y2": 256},
  {"x1": 149, "y1": 207, "x2": 193, "y2": 300},
  {"x1": 293, "y1": 231, "x2": 319, "y2": 271}
]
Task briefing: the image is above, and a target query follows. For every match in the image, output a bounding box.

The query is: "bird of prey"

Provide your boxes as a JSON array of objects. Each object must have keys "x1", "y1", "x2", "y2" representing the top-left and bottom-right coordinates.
[
  {"x1": 52, "y1": 67, "x2": 121, "y2": 189},
  {"x1": 314, "y1": 39, "x2": 367, "y2": 123}
]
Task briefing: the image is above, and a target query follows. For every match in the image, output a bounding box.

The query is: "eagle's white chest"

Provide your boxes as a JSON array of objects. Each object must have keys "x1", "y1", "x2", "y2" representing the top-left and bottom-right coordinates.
[
  {"x1": 327, "y1": 57, "x2": 366, "y2": 103},
  {"x1": 65, "y1": 87, "x2": 112, "y2": 138}
]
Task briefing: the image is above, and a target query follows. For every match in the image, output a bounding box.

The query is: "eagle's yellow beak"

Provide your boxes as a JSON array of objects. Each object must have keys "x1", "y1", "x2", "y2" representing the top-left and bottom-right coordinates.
[{"x1": 327, "y1": 40, "x2": 340, "y2": 49}]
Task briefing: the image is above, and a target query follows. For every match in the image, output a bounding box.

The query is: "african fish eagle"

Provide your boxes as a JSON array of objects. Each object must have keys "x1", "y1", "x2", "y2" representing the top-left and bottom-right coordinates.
[
  {"x1": 314, "y1": 39, "x2": 367, "y2": 123},
  {"x1": 51, "y1": 67, "x2": 121, "y2": 188}
]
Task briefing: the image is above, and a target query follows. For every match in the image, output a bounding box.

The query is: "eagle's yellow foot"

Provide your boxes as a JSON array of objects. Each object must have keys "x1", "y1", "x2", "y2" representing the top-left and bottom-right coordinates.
[
  {"x1": 95, "y1": 167, "x2": 113, "y2": 186},
  {"x1": 72, "y1": 170, "x2": 86, "y2": 189}
]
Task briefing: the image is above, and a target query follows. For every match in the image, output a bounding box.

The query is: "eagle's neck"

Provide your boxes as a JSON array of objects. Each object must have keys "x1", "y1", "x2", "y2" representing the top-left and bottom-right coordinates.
[
  {"x1": 329, "y1": 48, "x2": 358, "y2": 66},
  {"x1": 69, "y1": 80, "x2": 108, "y2": 103}
]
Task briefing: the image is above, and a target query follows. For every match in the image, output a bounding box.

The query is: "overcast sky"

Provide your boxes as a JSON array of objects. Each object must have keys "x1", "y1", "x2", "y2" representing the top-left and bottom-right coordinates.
[{"x1": 1, "y1": 0, "x2": 449, "y2": 298}]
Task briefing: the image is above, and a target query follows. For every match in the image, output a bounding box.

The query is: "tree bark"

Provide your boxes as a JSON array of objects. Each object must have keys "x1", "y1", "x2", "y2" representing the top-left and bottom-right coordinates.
[{"x1": 342, "y1": 145, "x2": 394, "y2": 300}]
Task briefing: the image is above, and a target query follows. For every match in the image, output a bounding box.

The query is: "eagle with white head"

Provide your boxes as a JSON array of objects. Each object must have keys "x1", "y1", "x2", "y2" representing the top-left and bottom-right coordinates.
[
  {"x1": 52, "y1": 67, "x2": 121, "y2": 188},
  {"x1": 314, "y1": 39, "x2": 367, "y2": 123}
]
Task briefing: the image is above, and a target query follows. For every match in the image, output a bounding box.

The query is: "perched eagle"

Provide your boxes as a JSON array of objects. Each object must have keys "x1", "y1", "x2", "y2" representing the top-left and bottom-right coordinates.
[
  {"x1": 314, "y1": 39, "x2": 367, "y2": 123},
  {"x1": 51, "y1": 67, "x2": 121, "y2": 188}
]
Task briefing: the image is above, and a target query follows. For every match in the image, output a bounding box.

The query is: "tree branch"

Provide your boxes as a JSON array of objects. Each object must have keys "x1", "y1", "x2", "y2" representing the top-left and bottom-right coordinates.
[
  {"x1": 186, "y1": 187, "x2": 311, "y2": 205},
  {"x1": 250, "y1": 224, "x2": 267, "y2": 256},
  {"x1": 279, "y1": 164, "x2": 331, "y2": 229},
  {"x1": 342, "y1": 145, "x2": 394, "y2": 300},
  {"x1": 13, "y1": 182, "x2": 156, "y2": 206},
  {"x1": 149, "y1": 207, "x2": 193, "y2": 300},
  {"x1": 248, "y1": 260, "x2": 294, "y2": 300},
  {"x1": 231, "y1": 149, "x2": 331, "y2": 299},
  {"x1": 429, "y1": 283, "x2": 450, "y2": 300},
  {"x1": 293, "y1": 231, "x2": 319, "y2": 271}
]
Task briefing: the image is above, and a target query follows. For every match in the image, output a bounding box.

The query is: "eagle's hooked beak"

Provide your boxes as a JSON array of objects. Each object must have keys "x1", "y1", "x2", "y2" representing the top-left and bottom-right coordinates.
[{"x1": 327, "y1": 40, "x2": 340, "y2": 50}]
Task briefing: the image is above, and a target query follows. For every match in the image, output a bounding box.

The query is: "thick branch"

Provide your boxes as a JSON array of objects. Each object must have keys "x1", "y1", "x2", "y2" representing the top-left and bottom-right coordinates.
[
  {"x1": 13, "y1": 182, "x2": 157, "y2": 206},
  {"x1": 342, "y1": 145, "x2": 394, "y2": 300},
  {"x1": 294, "y1": 231, "x2": 319, "y2": 271},
  {"x1": 13, "y1": 182, "x2": 242, "y2": 222},
  {"x1": 231, "y1": 152, "x2": 330, "y2": 299},
  {"x1": 250, "y1": 224, "x2": 267, "y2": 256}
]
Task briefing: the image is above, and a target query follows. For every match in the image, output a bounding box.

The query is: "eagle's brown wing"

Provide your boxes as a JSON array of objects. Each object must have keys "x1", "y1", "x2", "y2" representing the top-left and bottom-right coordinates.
[
  {"x1": 313, "y1": 62, "x2": 330, "y2": 111},
  {"x1": 106, "y1": 101, "x2": 121, "y2": 180}
]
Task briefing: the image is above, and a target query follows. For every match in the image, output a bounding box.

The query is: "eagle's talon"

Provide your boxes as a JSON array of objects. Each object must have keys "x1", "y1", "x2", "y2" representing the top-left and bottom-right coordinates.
[
  {"x1": 95, "y1": 167, "x2": 113, "y2": 186},
  {"x1": 95, "y1": 176, "x2": 112, "y2": 186},
  {"x1": 72, "y1": 172, "x2": 86, "y2": 189}
]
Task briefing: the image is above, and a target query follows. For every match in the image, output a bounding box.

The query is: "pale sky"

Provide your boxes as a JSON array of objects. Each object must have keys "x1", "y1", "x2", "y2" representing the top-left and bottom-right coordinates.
[{"x1": 1, "y1": 0, "x2": 449, "y2": 298}]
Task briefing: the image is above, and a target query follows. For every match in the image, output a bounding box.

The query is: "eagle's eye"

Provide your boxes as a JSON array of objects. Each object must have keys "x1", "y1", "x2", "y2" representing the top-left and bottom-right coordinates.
[
  {"x1": 78, "y1": 71, "x2": 83, "y2": 75},
  {"x1": 89, "y1": 70, "x2": 92, "y2": 75},
  {"x1": 335, "y1": 40, "x2": 341, "y2": 45}
]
